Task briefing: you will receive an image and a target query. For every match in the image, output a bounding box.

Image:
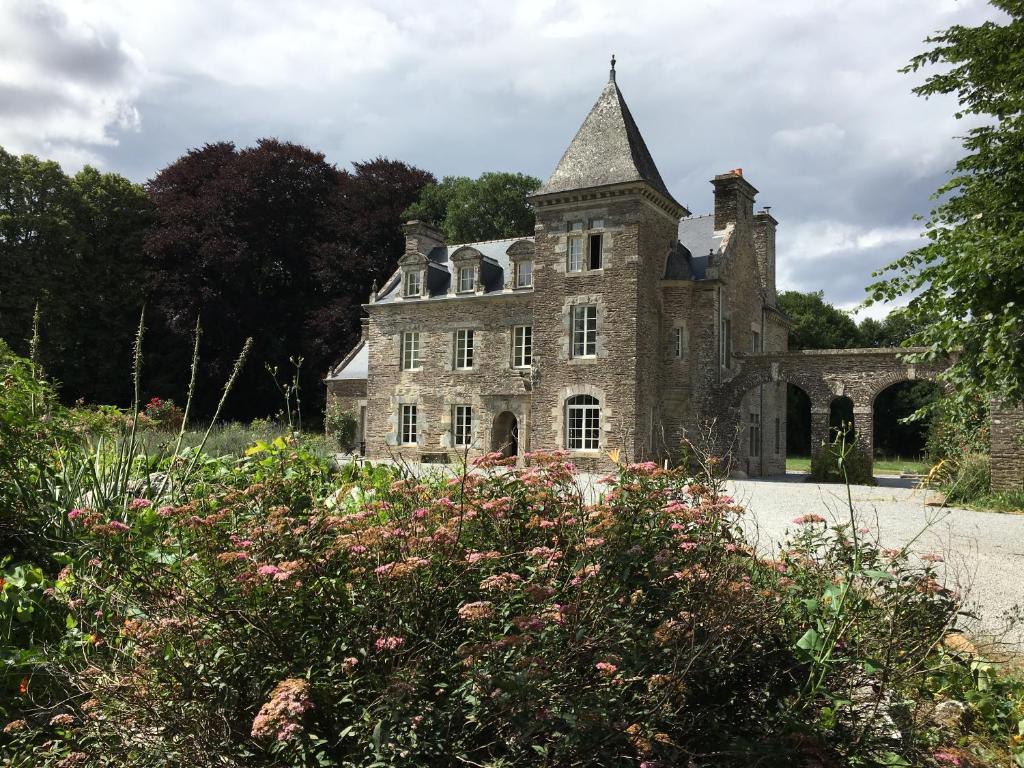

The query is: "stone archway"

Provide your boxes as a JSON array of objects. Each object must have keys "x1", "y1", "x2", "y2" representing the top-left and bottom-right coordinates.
[{"x1": 492, "y1": 411, "x2": 519, "y2": 457}]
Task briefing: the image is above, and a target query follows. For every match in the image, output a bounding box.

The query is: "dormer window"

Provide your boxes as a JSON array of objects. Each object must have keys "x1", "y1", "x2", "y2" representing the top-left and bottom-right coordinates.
[
  {"x1": 515, "y1": 260, "x2": 533, "y2": 288},
  {"x1": 404, "y1": 270, "x2": 422, "y2": 298},
  {"x1": 457, "y1": 266, "x2": 475, "y2": 293}
]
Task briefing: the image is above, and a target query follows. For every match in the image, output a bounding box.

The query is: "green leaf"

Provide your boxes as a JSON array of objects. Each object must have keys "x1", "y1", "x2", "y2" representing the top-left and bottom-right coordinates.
[{"x1": 796, "y1": 628, "x2": 823, "y2": 654}]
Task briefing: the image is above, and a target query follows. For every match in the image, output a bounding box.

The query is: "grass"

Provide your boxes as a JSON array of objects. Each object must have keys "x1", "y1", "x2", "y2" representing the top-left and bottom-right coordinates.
[
  {"x1": 137, "y1": 421, "x2": 334, "y2": 460},
  {"x1": 786, "y1": 455, "x2": 931, "y2": 475},
  {"x1": 959, "y1": 490, "x2": 1024, "y2": 515}
]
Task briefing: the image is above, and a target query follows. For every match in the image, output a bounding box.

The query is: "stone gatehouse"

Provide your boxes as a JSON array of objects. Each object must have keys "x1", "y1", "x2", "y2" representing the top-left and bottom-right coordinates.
[{"x1": 326, "y1": 65, "x2": 1024, "y2": 486}]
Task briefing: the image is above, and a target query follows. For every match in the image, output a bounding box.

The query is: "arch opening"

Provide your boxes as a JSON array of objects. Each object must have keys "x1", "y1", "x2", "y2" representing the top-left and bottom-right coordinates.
[
  {"x1": 492, "y1": 411, "x2": 519, "y2": 458},
  {"x1": 872, "y1": 380, "x2": 941, "y2": 473},
  {"x1": 786, "y1": 383, "x2": 812, "y2": 459}
]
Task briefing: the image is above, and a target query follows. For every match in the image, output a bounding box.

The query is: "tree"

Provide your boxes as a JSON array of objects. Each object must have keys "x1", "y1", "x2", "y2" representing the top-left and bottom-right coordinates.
[
  {"x1": 857, "y1": 310, "x2": 924, "y2": 348},
  {"x1": 0, "y1": 149, "x2": 152, "y2": 405},
  {"x1": 402, "y1": 172, "x2": 540, "y2": 243},
  {"x1": 145, "y1": 141, "x2": 432, "y2": 420},
  {"x1": 776, "y1": 290, "x2": 862, "y2": 351},
  {"x1": 867, "y1": 2, "x2": 1024, "y2": 403}
]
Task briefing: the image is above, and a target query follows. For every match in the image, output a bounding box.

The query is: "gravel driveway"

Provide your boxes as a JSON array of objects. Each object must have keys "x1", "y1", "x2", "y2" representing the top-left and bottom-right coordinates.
[{"x1": 576, "y1": 472, "x2": 1024, "y2": 649}]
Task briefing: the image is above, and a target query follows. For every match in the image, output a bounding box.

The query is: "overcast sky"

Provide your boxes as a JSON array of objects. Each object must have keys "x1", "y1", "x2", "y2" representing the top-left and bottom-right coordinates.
[{"x1": 0, "y1": 0, "x2": 999, "y2": 316}]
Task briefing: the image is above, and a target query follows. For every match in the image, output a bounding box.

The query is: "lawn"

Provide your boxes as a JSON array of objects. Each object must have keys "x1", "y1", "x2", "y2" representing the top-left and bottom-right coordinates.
[{"x1": 786, "y1": 455, "x2": 932, "y2": 475}]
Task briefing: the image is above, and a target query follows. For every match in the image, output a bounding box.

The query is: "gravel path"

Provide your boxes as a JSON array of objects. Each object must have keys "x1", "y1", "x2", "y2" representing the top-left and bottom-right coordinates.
[{"x1": 580, "y1": 472, "x2": 1024, "y2": 648}]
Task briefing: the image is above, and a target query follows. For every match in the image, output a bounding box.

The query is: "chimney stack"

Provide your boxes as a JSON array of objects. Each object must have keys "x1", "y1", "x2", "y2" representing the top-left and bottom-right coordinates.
[
  {"x1": 711, "y1": 169, "x2": 758, "y2": 231},
  {"x1": 402, "y1": 220, "x2": 446, "y2": 257},
  {"x1": 753, "y1": 208, "x2": 778, "y2": 302}
]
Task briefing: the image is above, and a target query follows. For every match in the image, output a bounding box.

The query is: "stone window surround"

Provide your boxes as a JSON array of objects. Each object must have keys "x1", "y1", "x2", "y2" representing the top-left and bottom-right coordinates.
[
  {"x1": 396, "y1": 253, "x2": 429, "y2": 302},
  {"x1": 549, "y1": 384, "x2": 611, "y2": 454},
  {"x1": 514, "y1": 259, "x2": 533, "y2": 289},
  {"x1": 670, "y1": 322, "x2": 688, "y2": 359},
  {"x1": 556, "y1": 215, "x2": 613, "y2": 276},
  {"x1": 451, "y1": 404, "x2": 473, "y2": 447},
  {"x1": 400, "y1": 330, "x2": 422, "y2": 371},
  {"x1": 449, "y1": 246, "x2": 483, "y2": 297},
  {"x1": 453, "y1": 328, "x2": 475, "y2": 371},
  {"x1": 512, "y1": 324, "x2": 532, "y2": 369},
  {"x1": 505, "y1": 239, "x2": 536, "y2": 291},
  {"x1": 560, "y1": 295, "x2": 607, "y2": 363},
  {"x1": 386, "y1": 393, "x2": 425, "y2": 447}
]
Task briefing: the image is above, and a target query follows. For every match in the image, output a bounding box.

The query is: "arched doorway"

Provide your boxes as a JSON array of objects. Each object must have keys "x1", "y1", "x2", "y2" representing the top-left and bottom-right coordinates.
[
  {"x1": 786, "y1": 383, "x2": 812, "y2": 461},
  {"x1": 492, "y1": 411, "x2": 519, "y2": 457},
  {"x1": 872, "y1": 380, "x2": 941, "y2": 473}
]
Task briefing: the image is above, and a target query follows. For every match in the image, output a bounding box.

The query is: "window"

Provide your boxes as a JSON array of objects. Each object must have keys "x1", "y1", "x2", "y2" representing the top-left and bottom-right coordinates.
[
  {"x1": 454, "y1": 329, "x2": 474, "y2": 370},
  {"x1": 749, "y1": 412, "x2": 761, "y2": 457},
  {"x1": 672, "y1": 326, "x2": 686, "y2": 358},
  {"x1": 566, "y1": 395, "x2": 600, "y2": 451},
  {"x1": 400, "y1": 404, "x2": 418, "y2": 445},
  {"x1": 567, "y1": 236, "x2": 583, "y2": 272},
  {"x1": 774, "y1": 415, "x2": 781, "y2": 454},
  {"x1": 588, "y1": 233, "x2": 603, "y2": 270},
  {"x1": 571, "y1": 305, "x2": 597, "y2": 358},
  {"x1": 453, "y1": 405, "x2": 473, "y2": 447},
  {"x1": 720, "y1": 317, "x2": 732, "y2": 368},
  {"x1": 513, "y1": 325, "x2": 532, "y2": 368},
  {"x1": 404, "y1": 270, "x2": 422, "y2": 298},
  {"x1": 751, "y1": 329, "x2": 761, "y2": 353},
  {"x1": 515, "y1": 260, "x2": 533, "y2": 288},
  {"x1": 401, "y1": 331, "x2": 421, "y2": 371},
  {"x1": 457, "y1": 266, "x2": 475, "y2": 293}
]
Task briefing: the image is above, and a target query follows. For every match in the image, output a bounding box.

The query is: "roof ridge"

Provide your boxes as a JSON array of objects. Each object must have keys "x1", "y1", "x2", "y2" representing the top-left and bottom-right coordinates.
[{"x1": 447, "y1": 235, "x2": 535, "y2": 249}]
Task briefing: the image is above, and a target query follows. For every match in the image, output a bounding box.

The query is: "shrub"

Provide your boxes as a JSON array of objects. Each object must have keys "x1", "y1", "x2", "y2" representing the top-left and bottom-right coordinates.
[
  {"x1": 809, "y1": 429, "x2": 876, "y2": 485},
  {"x1": 141, "y1": 396, "x2": 185, "y2": 431},
  {"x1": 929, "y1": 453, "x2": 992, "y2": 504},
  {"x1": 2, "y1": 449, "x2": 978, "y2": 767},
  {"x1": 325, "y1": 404, "x2": 358, "y2": 452}
]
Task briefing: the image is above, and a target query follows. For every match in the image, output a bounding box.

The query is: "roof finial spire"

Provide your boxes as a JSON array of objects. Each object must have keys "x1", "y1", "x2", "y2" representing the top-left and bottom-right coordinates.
[{"x1": 609, "y1": 54, "x2": 616, "y2": 82}]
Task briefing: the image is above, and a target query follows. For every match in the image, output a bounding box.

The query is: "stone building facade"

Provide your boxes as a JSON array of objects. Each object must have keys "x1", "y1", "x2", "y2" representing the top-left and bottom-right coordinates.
[{"x1": 326, "y1": 66, "x2": 788, "y2": 474}]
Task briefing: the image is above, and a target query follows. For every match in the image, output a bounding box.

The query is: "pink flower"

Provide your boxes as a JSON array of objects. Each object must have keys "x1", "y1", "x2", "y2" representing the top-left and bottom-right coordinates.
[
  {"x1": 595, "y1": 661, "x2": 618, "y2": 676},
  {"x1": 374, "y1": 636, "x2": 405, "y2": 653},
  {"x1": 458, "y1": 601, "x2": 495, "y2": 621},
  {"x1": 678, "y1": 541, "x2": 697, "y2": 552},
  {"x1": 128, "y1": 498, "x2": 152, "y2": 510},
  {"x1": 464, "y1": 550, "x2": 500, "y2": 564},
  {"x1": 349, "y1": 545, "x2": 368, "y2": 555},
  {"x1": 413, "y1": 508, "x2": 428, "y2": 520},
  {"x1": 921, "y1": 553, "x2": 945, "y2": 563},
  {"x1": 933, "y1": 753, "x2": 961, "y2": 766},
  {"x1": 341, "y1": 657, "x2": 359, "y2": 673},
  {"x1": 107, "y1": 520, "x2": 130, "y2": 533},
  {"x1": 792, "y1": 514, "x2": 826, "y2": 525},
  {"x1": 68, "y1": 508, "x2": 88, "y2": 521}
]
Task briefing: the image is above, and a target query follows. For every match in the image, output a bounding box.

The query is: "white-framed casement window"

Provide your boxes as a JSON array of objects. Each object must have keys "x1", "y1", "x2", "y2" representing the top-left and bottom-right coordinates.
[
  {"x1": 571, "y1": 305, "x2": 597, "y2": 358},
  {"x1": 513, "y1": 325, "x2": 532, "y2": 368},
  {"x1": 720, "y1": 317, "x2": 732, "y2": 368},
  {"x1": 452, "y1": 405, "x2": 473, "y2": 447},
  {"x1": 588, "y1": 219, "x2": 604, "y2": 270},
  {"x1": 515, "y1": 259, "x2": 533, "y2": 288},
  {"x1": 751, "y1": 329, "x2": 761, "y2": 353},
  {"x1": 400, "y1": 404, "x2": 418, "y2": 445},
  {"x1": 403, "y1": 270, "x2": 422, "y2": 298},
  {"x1": 457, "y1": 266, "x2": 475, "y2": 293},
  {"x1": 454, "y1": 329, "x2": 474, "y2": 370},
  {"x1": 672, "y1": 325, "x2": 686, "y2": 358},
  {"x1": 401, "y1": 331, "x2": 421, "y2": 371},
  {"x1": 749, "y1": 412, "x2": 761, "y2": 457},
  {"x1": 566, "y1": 221, "x2": 584, "y2": 272},
  {"x1": 566, "y1": 395, "x2": 600, "y2": 451}
]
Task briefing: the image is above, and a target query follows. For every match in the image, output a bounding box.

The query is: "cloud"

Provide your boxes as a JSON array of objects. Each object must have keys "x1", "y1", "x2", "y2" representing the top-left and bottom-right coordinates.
[
  {"x1": 1, "y1": 0, "x2": 1003, "y2": 311},
  {"x1": 0, "y1": 0, "x2": 143, "y2": 167}
]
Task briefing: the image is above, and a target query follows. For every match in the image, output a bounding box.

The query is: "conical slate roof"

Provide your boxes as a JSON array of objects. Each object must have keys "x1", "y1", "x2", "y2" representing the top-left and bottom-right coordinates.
[{"x1": 534, "y1": 75, "x2": 683, "y2": 211}]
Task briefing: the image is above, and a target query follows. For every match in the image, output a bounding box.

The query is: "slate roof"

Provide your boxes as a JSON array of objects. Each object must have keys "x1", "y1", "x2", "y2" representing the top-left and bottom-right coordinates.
[
  {"x1": 327, "y1": 339, "x2": 368, "y2": 381},
  {"x1": 375, "y1": 237, "x2": 533, "y2": 303},
  {"x1": 676, "y1": 214, "x2": 723, "y2": 280},
  {"x1": 534, "y1": 77, "x2": 683, "y2": 212}
]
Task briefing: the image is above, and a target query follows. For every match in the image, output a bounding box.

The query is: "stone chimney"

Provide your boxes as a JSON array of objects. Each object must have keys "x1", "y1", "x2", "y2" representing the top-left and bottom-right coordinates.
[
  {"x1": 402, "y1": 220, "x2": 445, "y2": 257},
  {"x1": 711, "y1": 169, "x2": 758, "y2": 231},
  {"x1": 753, "y1": 209, "x2": 778, "y2": 302}
]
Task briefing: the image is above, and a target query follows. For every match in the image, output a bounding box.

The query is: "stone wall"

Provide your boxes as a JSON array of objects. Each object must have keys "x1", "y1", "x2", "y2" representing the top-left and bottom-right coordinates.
[{"x1": 990, "y1": 401, "x2": 1024, "y2": 491}]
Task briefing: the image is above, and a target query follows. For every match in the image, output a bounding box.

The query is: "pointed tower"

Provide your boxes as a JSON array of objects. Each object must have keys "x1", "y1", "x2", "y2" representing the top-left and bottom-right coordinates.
[{"x1": 528, "y1": 60, "x2": 685, "y2": 466}]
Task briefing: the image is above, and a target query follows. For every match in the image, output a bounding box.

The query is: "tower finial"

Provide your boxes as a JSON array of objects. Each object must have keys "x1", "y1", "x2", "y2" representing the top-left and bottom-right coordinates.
[{"x1": 609, "y1": 54, "x2": 616, "y2": 82}]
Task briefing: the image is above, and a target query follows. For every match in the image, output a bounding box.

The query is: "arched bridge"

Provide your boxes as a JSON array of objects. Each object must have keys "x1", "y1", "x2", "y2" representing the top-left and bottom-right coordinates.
[{"x1": 706, "y1": 347, "x2": 950, "y2": 477}]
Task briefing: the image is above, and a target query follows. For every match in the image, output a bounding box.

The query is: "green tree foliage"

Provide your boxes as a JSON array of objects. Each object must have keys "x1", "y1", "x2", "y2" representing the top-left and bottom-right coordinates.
[
  {"x1": 402, "y1": 171, "x2": 540, "y2": 243},
  {"x1": 0, "y1": 149, "x2": 153, "y2": 405},
  {"x1": 145, "y1": 142, "x2": 432, "y2": 420},
  {"x1": 867, "y1": 2, "x2": 1024, "y2": 403},
  {"x1": 776, "y1": 290, "x2": 862, "y2": 350}
]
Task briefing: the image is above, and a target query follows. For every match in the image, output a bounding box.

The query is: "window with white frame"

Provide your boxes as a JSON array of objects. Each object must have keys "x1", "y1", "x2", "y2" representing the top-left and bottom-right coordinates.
[
  {"x1": 566, "y1": 395, "x2": 600, "y2": 450},
  {"x1": 751, "y1": 329, "x2": 761, "y2": 353},
  {"x1": 401, "y1": 331, "x2": 421, "y2": 371},
  {"x1": 672, "y1": 325, "x2": 686, "y2": 358},
  {"x1": 749, "y1": 412, "x2": 761, "y2": 457},
  {"x1": 571, "y1": 305, "x2": 597, "y2": 358},
  {"x1": 400, "y1": 404, "x2": 418, "y2": 445},
  {"x1": 457, "y1": 266, "x2": 475, "y2": 293},
  {"x1": 513, "y1": 325, "x2": 532, "y2": 368},
  {"x1": 515, "y1": 259, "x2": 533, "y2": 288},
  {"x1": 567, "y1": 235, "x2": 583, "y2": 272},
  {"x1": 404, "y1": 270, "x2": 422, "y2": 298},
  {"x1": 720, "y1": 317, "x2": 732, "y2": 368},
  {"x1": 452, "y1": 405, "x2": 473, "y2": 447},
  {"x1": 454, "y1": 329, "x2": 474, "y2": 370}
]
